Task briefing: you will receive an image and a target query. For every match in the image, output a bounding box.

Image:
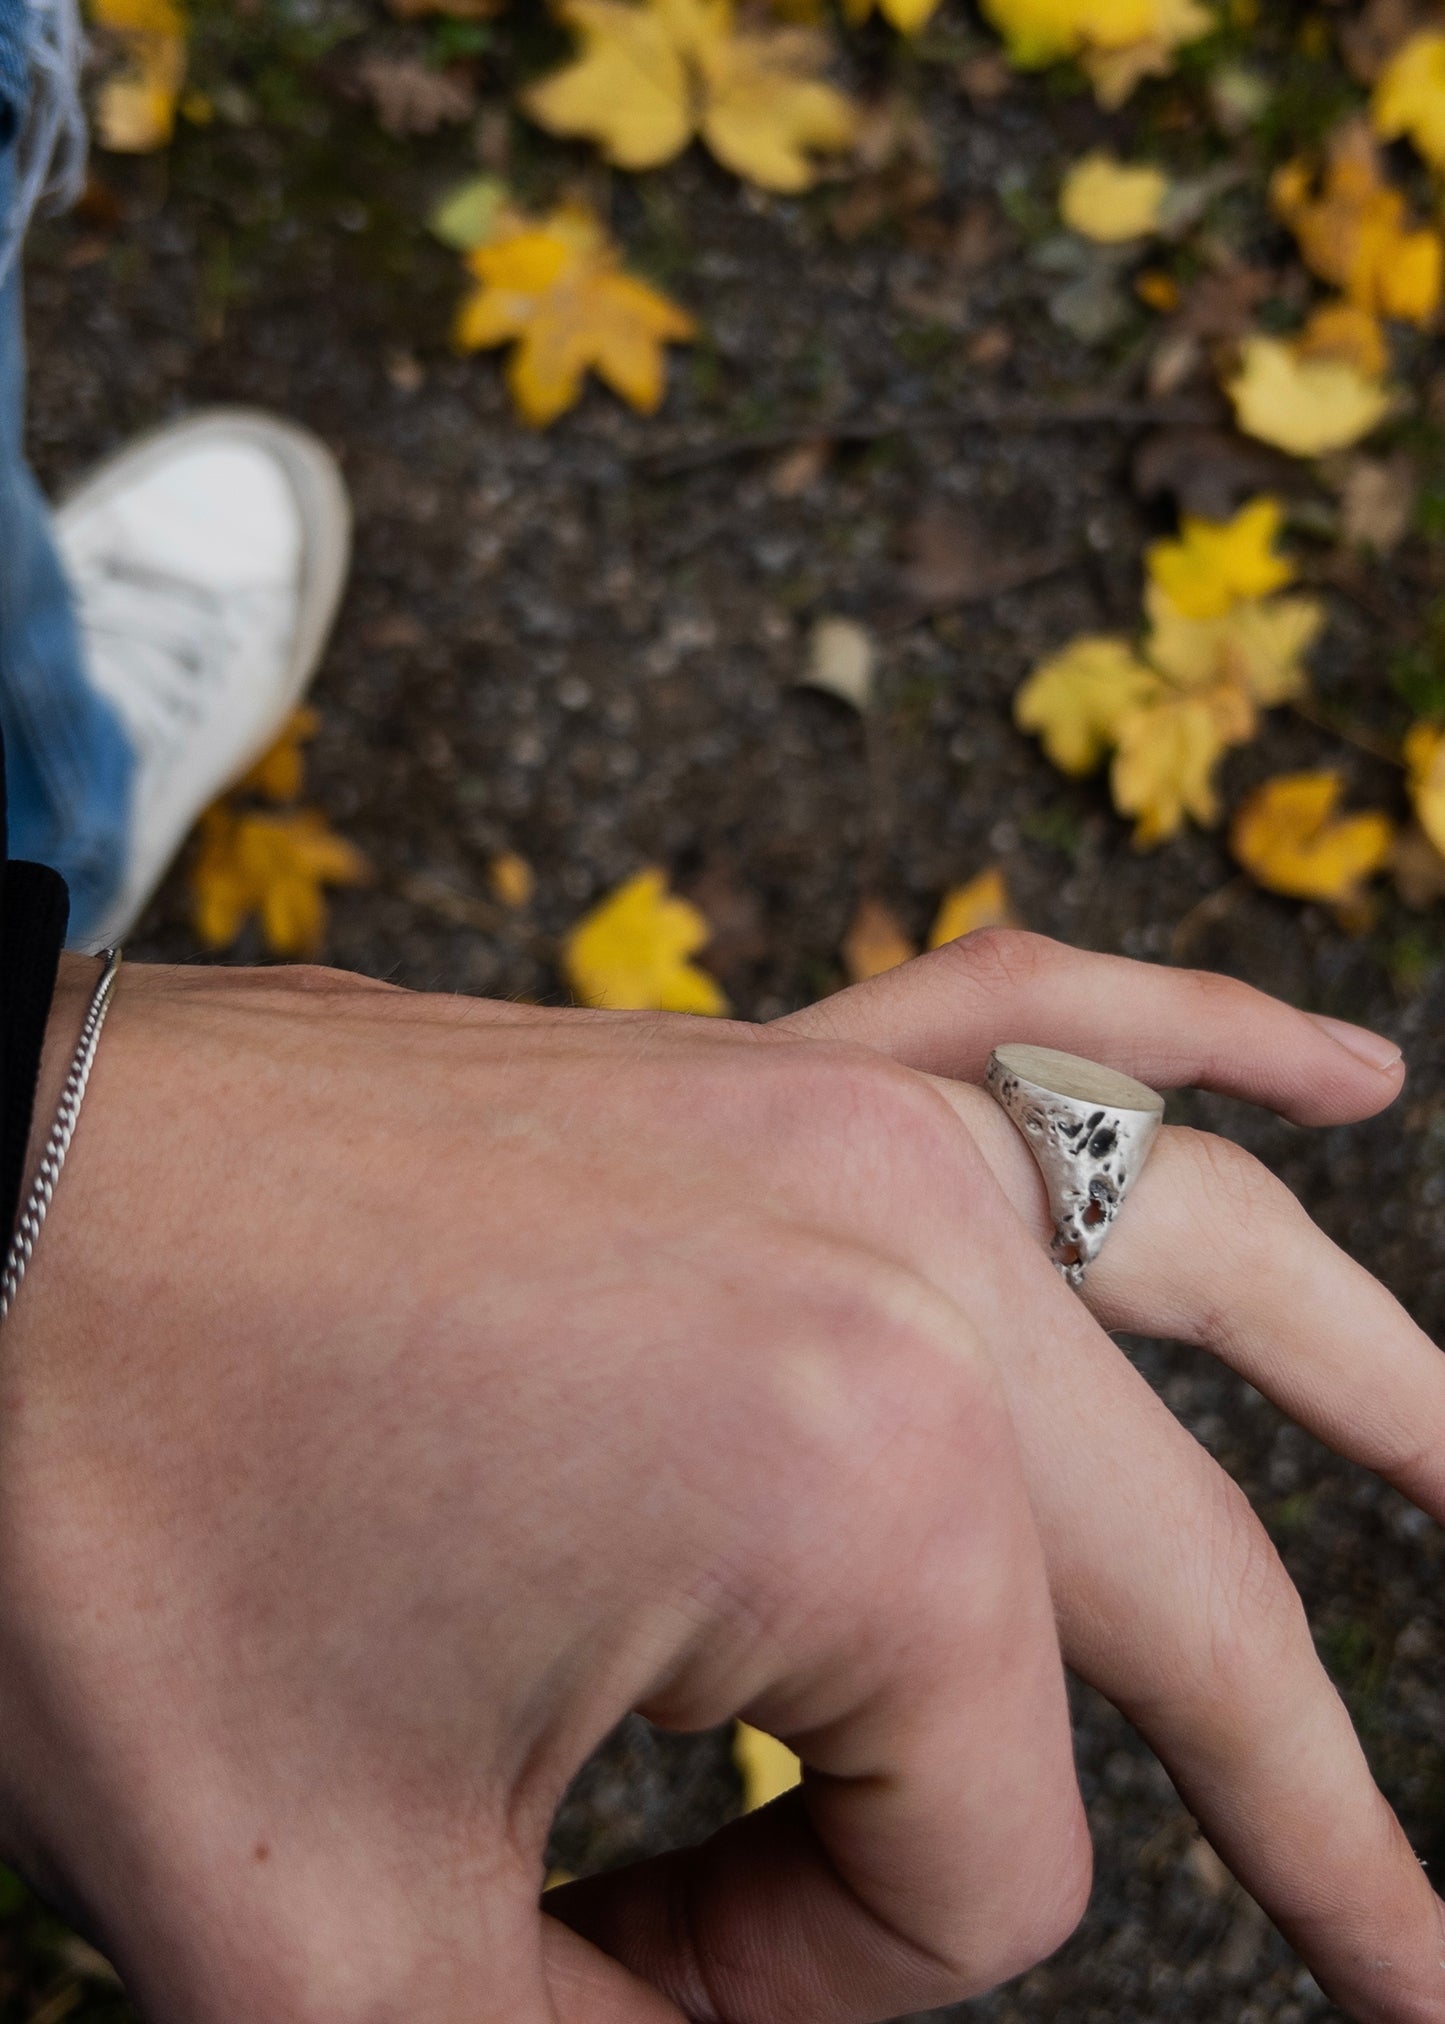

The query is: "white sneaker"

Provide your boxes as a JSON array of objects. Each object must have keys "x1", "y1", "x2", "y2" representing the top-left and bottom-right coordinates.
[{"x1": 55, "y1": 408, "x2": 351, "y2": 951}]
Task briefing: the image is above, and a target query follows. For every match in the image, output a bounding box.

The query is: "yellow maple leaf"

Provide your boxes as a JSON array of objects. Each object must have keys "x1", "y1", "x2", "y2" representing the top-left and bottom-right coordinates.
[
  {"x1": 524, "y1": 0, "x2": 857, "y2": 193},
  {"x1": 563, "y1": 867, "x2": 727, "y2": 1014},
  {"x1": 1060, "y1": 152, "x2": 1168, "y2": 242},
  {"x1": 1226, "y1": 334, "x2": 1391, "y2": 458},
  {"x1": 733, "y1": 1722, "x2": 802, "y2": 1811},
  {"x1": 1271, "y1": 127, "x2": 1442, "y2": 326},
  {"x1": 841, "y1": 897, "x2": 915, "y2": 981},
  {"x1": 235, "y1": 707, "x2": 320, "y2": 804},
  {"x1": 454, "y1": 203, "x2": 696, "y2": 427},
  {"x1": 91, "y1": 0, "x2": 187, "y2": 152},
  {"x1": 1295, "y1": 298, "x2": 1389, "y2": 379},
  {"x1": 980, "y1": 0, "x2": 1211, "y2": 103},
  {"x1": 1111, "y1": 679, "x2": 1255, "y2": 848},
  {"x1": 190, "y1": 806, "x2": 368, "y2": 958},
  {"x1": 1373, "y1": 29, "x2": 1445, "y2": 172},
  {"x1": 928, "y1": 867, "x2": 1015, "y2": 947},
  {"x1": 1146, "y1": 496, "x2": 1293, "y2": 622},
  {"x1": 1143, "y1": 584, "x2": 1323, "y2": 708},
  {"x1": 841, "y1": 0, "x2": 942, "y2": 29},
  {"x1": 1403, "y1": 721, "x2": 1445, "y2": 859},
  {"x1": 1014, "y1": 635, "x2": 1160, "y2": 776},
  {"x1": 1230, "y1": 771, "x2": 1394, "y2": 903}
]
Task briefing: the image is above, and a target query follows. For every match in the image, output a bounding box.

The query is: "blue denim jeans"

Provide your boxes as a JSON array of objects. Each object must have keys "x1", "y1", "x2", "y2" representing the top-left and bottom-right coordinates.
[{"x1": 0, "y1": 139, "x2": 133, "y2": 945}]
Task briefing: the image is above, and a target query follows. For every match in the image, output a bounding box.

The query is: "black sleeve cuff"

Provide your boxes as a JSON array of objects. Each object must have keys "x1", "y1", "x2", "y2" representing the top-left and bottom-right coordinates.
[{"x1": 2, "y1": 861, "x2": 70, "y2": 1243}]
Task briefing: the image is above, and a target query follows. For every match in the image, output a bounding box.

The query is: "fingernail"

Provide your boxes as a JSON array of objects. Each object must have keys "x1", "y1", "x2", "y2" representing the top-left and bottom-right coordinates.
[{"x1": 1307, "y1": 1012, "x2": 1404, "y2": 1074}]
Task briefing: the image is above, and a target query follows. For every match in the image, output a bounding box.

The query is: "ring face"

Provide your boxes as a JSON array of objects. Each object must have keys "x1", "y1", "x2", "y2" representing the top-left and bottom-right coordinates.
[{"x1": 985, "y1": 1043, "x2": 1164, "y2": 1289}]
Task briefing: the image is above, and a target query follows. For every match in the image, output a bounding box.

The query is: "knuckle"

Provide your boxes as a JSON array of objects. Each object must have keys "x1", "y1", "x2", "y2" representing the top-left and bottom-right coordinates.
[
  {"x1": 1194, "y1": 1473, "x2": 1310, "y2": 1694},
  {"x1": 1172, "y1": 1127, "x2": 1299, "y2": 1276},
  {"x1": 936, "y1": 924, "x2": 1056, "y2": 996},
  {"x1": 766, "y1": 1039, "x2": 966, "y2": 1172}
]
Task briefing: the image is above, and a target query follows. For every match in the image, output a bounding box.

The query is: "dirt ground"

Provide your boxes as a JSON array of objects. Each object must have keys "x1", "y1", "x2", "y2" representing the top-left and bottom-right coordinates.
[{"x1": 5, "y1": 3, "x2": 1445, "y2": 2018}]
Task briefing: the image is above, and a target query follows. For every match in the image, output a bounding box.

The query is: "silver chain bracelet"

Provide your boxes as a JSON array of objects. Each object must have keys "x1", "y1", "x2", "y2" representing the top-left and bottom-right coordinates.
[{"x1": 0, "y1": 947, "x2": 123, "y2": 1325}]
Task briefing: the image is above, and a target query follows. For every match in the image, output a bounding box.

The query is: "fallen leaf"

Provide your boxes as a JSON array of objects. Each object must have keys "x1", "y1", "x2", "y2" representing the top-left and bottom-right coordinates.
[
  {"x1": 91, "y1": 0, "x2": 187, "y2": 153},
  {"x1": 563, "y1": 867, "x2": 727, "y2": 1013},
  {"x1": 1014, "y1": 635, "x2": 1160, "y2": 776},
  {"x1": 1373, "y1": 27, "x2": 1445, "y2": 170},
  {"x1": 524, "y1": 0, "x2": 857, "y2": 193},
  {"x1": 454, "y1": 202, "x2": 696, "y2": 426},
  {"x1": 1111, "y1": 678, "x2": 1254, "y2": 846},
  {"x1": 235, "y1": 707, "x2": 319, "y2": 804},
  {"x1": 1271, "y1": 124, "x2": 1442, "y2": 325},
  {"x1": 734, "y1": 1723, "x2": 801, "y2": 1811},
  {"x1": 1226, "y1": 334, "x2": 1391, "y2": 457},
  {"x1": 897, "y1": 500, "x2": 1068, "y2": 616},
  {"x1": 1132, "y1": 426, "x2": 1297, "y2": 523},
  {"x1": 1336, "y1": 451, "x2": 1417, "y2": 550},
  {"x1": 356, "y1": 54, "x2": 477, "y2": 136},
  {"x1": 769, "y1": 436, "x2": 833, "y2": 495},
  {"x1": 429, "y1": 174, "x2": 511, "y2": 251},
  {"x1": 1146, "y1": 496, "x2": 1293, "y2": 621},
  {"x1": 842, "y1": 0, "x2": 942, "y2": 29},
  {"x1": 928, "y1": 867, "x2": 1015, "y2": 946},
  {"x1": 1404, "y1": 719, "x2": 1445, "y2": 856},
  {"x1": 542, "y1": 1867, "x2": 575, "y2": 1891},
  {"x1": 488, "y1": 850, "x2": 535, "y2": 907},
  {"x1": 842, "y1": 897, "x2": 916, "y2": 981},
  {"x1": 1060, "y1": 152, "x2": 1168, "y2": 242},
  {"x1": 683, "y1": 861, "x2": 768, "y2": 983},
  {"x1": 801, "y1": 616, "x2": 875, "y2": 711},
  {"x1": 1143, "y1": 584, "x2": 1323, "y2": 707},
  {"x1": 1295, "y1": 297, "x2": 1389, "y2": 379},
  {"x1": 1391, "y1": 821, "x2": 1445, "y2": 907},
  {"x1": 190, "y1": 806, "x2": 368, "y2": 957},
  {"x1": 1341, "y1": 0, "x2": 1421, "y2": 85},
  {"x1": 958, "y1": 49, "x2": 1013, "y2": 99},
  {"x1": 1230, "y1": 770, "x2": 1394, "y2": 903}
]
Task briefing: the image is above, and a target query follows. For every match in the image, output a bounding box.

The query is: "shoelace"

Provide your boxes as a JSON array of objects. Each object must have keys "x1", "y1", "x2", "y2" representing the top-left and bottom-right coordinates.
[{"x1": 71, "y1": 553, "x2": 272, "y2": 770}]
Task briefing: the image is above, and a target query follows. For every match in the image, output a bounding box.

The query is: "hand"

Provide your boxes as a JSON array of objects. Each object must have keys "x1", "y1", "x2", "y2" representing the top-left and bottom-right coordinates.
[{"x1": 0, "y1": 940, "x2": 1438, "y2": 2024}]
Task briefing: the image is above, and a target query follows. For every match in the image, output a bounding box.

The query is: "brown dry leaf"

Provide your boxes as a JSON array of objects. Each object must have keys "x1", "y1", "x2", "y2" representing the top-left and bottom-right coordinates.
[
  {"x1": 1133, "y1": 427, "x2": 1297, "y2": 523},
  {"x1": 684, "y1": 861, "x2": 768, "y2": 985},
  {"x1": 897, "y1": 501, "x2": 1068, "y2": 617},
  {"x1": 842, "y1": 897, "x2": 916, "y2": 981},
  {"x1": 1341, "y1": 0, "x2": 1424, "y2": 84},
  {"x1": 928, "y1": 867, "x2": 1015, "y2": 947},
  {"x1": 357, "y1": 53, "x2": 477, "y2": 135},
  {"x1": 769, "y1": 437, "x2": 833, "y2": 496},
  {"x1": 1230, "y1": 770, "x2": 1395, "y2": 905},
  {"x1": 1391, "y1": 822, "x2": 1445, "y2": 907},
  {"x1": 1336, "y1": 451, "x2": 1417, "y2": 550}
]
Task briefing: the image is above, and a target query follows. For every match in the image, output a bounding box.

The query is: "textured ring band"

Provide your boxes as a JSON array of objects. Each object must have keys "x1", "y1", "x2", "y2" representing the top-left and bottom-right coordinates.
[
  {"x1": 0, "y1": 947, "x2": 123, "y2": 1325},
  {"x1": 985, "y1": 1042, "x2": 1164, "y2": 1290}
]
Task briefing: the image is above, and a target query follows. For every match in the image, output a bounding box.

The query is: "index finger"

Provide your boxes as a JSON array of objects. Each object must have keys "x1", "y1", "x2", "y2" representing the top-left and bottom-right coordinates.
[{"x1": 778, "y1": 929, "x2": 1404, "y2": 1126}]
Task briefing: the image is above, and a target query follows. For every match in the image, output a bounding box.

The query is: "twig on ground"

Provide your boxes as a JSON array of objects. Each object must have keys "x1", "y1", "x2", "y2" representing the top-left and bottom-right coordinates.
[{"x1": 637, "y1": 397, "x2": 1223, "y2": 476}]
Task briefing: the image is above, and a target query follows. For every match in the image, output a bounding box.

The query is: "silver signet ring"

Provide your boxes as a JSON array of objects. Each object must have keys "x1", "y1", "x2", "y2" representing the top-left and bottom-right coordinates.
[{"x1": 985, "y1": 1043, "x2": 1165, "y2": 1290}]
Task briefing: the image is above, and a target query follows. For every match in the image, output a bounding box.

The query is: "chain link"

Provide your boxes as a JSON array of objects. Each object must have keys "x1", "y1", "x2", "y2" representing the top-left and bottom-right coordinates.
[{"x1": 1, "y1": 947, "x2": 123, "y2": 1324}]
